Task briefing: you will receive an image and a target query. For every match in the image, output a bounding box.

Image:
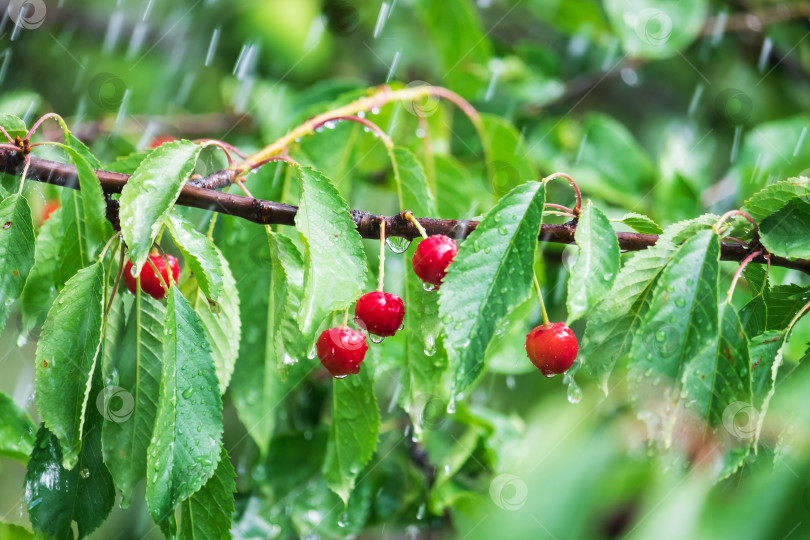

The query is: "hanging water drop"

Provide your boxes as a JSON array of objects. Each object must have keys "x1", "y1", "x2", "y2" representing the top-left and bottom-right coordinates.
[
  {"x1": 370, "y1": 334, "x2": 384, "y2": 344},
  {"x1": 422, "y1": 282, "x2": 437, "y2": 292},
  {"x1": 564, "y1": 373, "x2": 582, "y2": 404},
  {"x1": 338, "y1": 512, "x2": 349, "y2": 528},
  {"x1": 386, "y1": 236, "x2": 411, "y2": 253}
]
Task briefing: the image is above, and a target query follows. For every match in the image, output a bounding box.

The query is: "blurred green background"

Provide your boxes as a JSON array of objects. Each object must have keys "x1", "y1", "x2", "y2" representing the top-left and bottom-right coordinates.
[{"x1": 2, "y1": 0, "x2": 810, "y2": 538}]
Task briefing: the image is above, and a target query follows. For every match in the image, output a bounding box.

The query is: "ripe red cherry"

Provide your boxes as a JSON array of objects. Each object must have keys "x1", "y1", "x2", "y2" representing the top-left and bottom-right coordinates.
[
  {"x1": 354, "y1": 292, "x2": 405, "y2": 337},
  {"x1": 123, "y1": 254, "x2": 180, "y2": 300},
  {"x1": 316, "y1": 326, "x2": 368, "y2": 378},
  {"x1": 149, "y1": 135, "x2": 177, "y2": 149},
  {"x1": 412, "y1": 235, "x2": 458, "y2": 287},
  {"x1": 525, "y1": 322, "x2": 579, "y2": 377}
]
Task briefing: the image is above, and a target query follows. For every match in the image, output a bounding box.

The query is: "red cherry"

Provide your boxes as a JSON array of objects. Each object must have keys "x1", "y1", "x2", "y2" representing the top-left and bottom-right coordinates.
[
  {"x1": 123, "y1": 254, "x2": 180, "y2": 300},
  {"x1": 525, "y1": 322, "x2": 578, "y2": 377},
  {"x1": 316, "y1": 326, "x2": 368, "y2": 378},
  {"x1": 354, "y1": 292, "x2": 405, "y2": 337},
  {"x1": 40, "y1": 200, "x2": 60, "y2": 225},
  {"x1": 411, "y1": 235, "x2": 458, "y2": 287},
  {"x1": 149, "y1": 135, "x2": 177, "y2": 149}
]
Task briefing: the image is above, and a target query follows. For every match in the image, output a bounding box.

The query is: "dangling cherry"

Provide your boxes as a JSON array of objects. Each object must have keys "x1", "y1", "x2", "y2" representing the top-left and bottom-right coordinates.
[
  {"x1": 354, "y1": 292, "x2": 405, "y2": 337},
  {"x1": 525, "y1": 322, "x2": 578, "y2": 377},
  {"x1": 412, "y1": 235, "x2": 458, "y2": 287},
  {"x1": 316, "y1": 326, "x2": 368, "y2": 378},
  {"x1": 123, "y1": 253, "x2": 180, "y2": 300}
]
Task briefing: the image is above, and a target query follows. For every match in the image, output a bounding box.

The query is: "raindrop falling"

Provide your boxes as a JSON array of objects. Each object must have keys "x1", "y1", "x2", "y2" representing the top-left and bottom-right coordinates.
[
  {"x1": 113, "y1": 88, "x2": 132, "y2": 134},
  {"x1": 386, "y1": 236, "x2": 411, "y2": 253},
  {"x1": 205, "y1": 27, "x2": 221, "y2": 67},
  {"x1": 575, "y1": 133, "x2": 588, "y2": 165},
  {"x1": 793, "y1": 126, "x2": 807, "y2": 157},
  {"x1": 710, "y1": 11, "x2": 728, "y2": 47},
  {"x1": 758, "y1": 37, "x2": 772, "y2": 73},
  {"x1": 506, "y1": 375, "x2": 516, "y2": 389},
  {"x1": 386, "y1": 49, "x2": 402, "y2": 82},
  {"x1": 687, "y1": 83, "x2": 704, "y2": 117},
  {"x1": 103, "y1": 11, "x2": 126, "y2": 53},
  {"x1": 416, "y1": 504, "x2": 426, "y2": 520},
  {"x1": 484, "y1": 59, "x2": 504, "y2": 102},
  {"x1": 730, "y1": 125, "x2": 743, "y2": 164},
  {"x1": 373, "y1": 2, "x2": 391, "y2": 38}
]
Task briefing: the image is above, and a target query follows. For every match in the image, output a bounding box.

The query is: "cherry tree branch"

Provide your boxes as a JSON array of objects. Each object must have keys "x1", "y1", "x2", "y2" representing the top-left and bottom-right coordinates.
[{"x1": 2, "y1": 148, "x2": 809, "y2": 275}]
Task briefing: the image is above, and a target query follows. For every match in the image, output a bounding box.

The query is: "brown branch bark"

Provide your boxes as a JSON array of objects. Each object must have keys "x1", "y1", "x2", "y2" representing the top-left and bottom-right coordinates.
[{"x1": 2, "y1": 148, "x2": 809, "y2": 274}]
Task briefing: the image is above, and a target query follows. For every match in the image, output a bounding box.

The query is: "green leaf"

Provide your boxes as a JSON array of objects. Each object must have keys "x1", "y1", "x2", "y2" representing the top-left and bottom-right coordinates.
[
  {"x1": 749, "y1": 330, "x2": 784, "y2": 411},
  {"x1": 196, "y1": 244, "x2": 241, "y2": 393},
  {"x1": 179, "y1": 446, "x2": 236, "y2": 540},
  {"x1": 740, "y1": 285, "x2": 810, "y2": 336},
  {"x1": 294, "y1": 166, "x2": 367, "y2": 339},
  {"x1": 120, "y1": 140, "x2": 203, "y2": 271},
  {"x1": 19, "y1": 203, "x2": 63, "y2": 336},
  {"x1": 0, "y1": 523, "x2": 33, "y2": 540},
  {"x1": 53, "y1": 143, "x2": 112, "y2": 253},
  {"x1": 481, "y1": 114, "x2": 537, "y2": 198},
  {"x1": 566, "y1": 201, "x2": 620, "y2": 323},
  {"x1": 269, "y1": 232, "x2": 307, "y2": 381},
  {"x1": 0, "y1": 392, "x2": 35, "y2": 461},
  {"x1": 680, "y1": 303, "x2": 751, "y2": 429},
  {"x1": 25, "y1": 369, "x2": 115, "y2": 540},
  {"x1": 102, "y1": 290, "x2": 164, "y2": 507},
  {"x1": 35, "y1": 262, "x2": 105, "y2": 469},
  {"x1": 744, "y1": 177, "x2": 810, "y2": 221},
  {"x1": 105, "y1": 152, "x2": 149, "y2": 174},
  {"x1": 0, "y1": 113, "x2": 26, "y2": 139},
  {"x1": 604, "y1": 0, "x2": 708, "y2": 59},
  {"x1": 65, "y1": 132, "x2": 103, "y2": 170},
  {"x1": 581, "y1": 215, "x2": 717, "y2": 390},
  {"x1": 168, "y1": 214, "x2": 224, "y2": 301},
  {"x1": 413, "y1": 0, "x2": 492, "y2": 94},
  {"x1": 439, "y1": 181, "x2": 546, "y2": 393},
  {"x1": 323, "y1": 365, "x2": 380, "y2": 505},
  {"x1": 55, "y1": 191, "x2": 87, "y2": 286},
  {"x1": 0, "y1": 194, "x2": 35, "y2": 335},
  {"x1": 628, "y1": 230, "x2": 720, "y2": 444},
  {"x1": 146, "y1": 286, "x2": 223, "y2": 534},
  {"x1": 616, "y1": 212, "x2": 663, "y2": 234},
  {"x1": 391, "y1": 147, "x2": 436, "y2": 216},
  {"x1": 758, "y1": 198, "x2": 810, "y2": 258}
]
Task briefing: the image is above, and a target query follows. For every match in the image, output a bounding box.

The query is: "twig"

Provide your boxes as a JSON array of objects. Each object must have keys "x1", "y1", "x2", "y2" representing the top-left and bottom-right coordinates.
[{"x1": 2, "y1": 148, "x2": 809, "y2": 274}]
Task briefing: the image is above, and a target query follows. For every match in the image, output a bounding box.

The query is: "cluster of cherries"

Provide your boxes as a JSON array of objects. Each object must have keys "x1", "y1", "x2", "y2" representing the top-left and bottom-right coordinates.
[
  {"x1": 315, "y1": 214, "x2": 579, "y2": 379},
  {"x1": 119, "y1": 217, "x2": 578, "y2": 381}
]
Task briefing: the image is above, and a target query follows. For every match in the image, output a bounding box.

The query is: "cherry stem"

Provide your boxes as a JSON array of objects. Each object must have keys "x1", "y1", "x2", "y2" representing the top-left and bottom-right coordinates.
[
  {"x1": 378, "y1": 218, "x2": 386, "y2": 292},
  {"x1": 714, "y1": 210, "x2": 759, "y2": 238},
  {"x1": 25, "y1": 112, "x2": 69, "y2": 141},
  {"x1": 0, "y1": 126, "x2": 14, "y2": 144},
  {"x1": 403, "y1": 211, "x2": 429, "y2": 239},
  {"x1": 313, "y1": 116, "x2": 394, "y2": 149},
  {"x1": 342, "y1": 307, "x2": 349, "y2": 329},
  {"x1": 727, "y1": 250, "x2": 762, "y2": 301},
  {"x1": 786, "y1": 298, "x2": 810, "y2": 336},
  {"x1": 193, "y1": 138, "x2": 247, "y2": 159},
  {"x1": 242, "y1": 154, "x2": 299, "y2": 174},
  {"x1": 17, "y1": 157, "x2": 30, "y2": 195},
  {"x1": 98, "y1": 231, "x2": 122, "y2": 262},
  {"x1": 542, "y1": 172, "x2": 583, "y2": 216},
  {"x1": 545, "y1": 203, "x2": 575, "y2": 214},
  {"x1": 533, "y1": 274, "x2": 550, "y2": 326},
  {"x1": 198, "y1": 139, "x2": 236, "y2": 166},
  {"x1": 237, "y1": 84, "x2": 488, "y2": 178}
]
